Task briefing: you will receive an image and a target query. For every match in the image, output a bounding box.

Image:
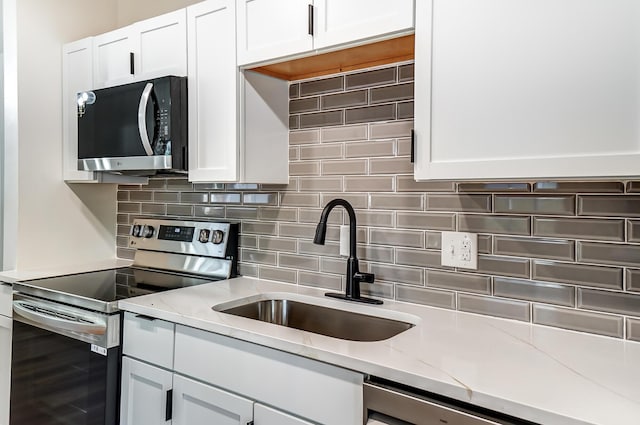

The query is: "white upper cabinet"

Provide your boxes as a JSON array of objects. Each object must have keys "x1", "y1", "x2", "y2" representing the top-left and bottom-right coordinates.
[
  {"x1": 93, "y1": 26, "x2": 136, "y2": 89},
  {"x1": 237, "y1": 0, "x2": 313, "y2": 66},
  {"x1": 134, "y1": 9, "x2": 188, "y2": 80},
  {"x1": 237, "y1": 0, "x2": 415, "y2": 66},
  {"x1": 188, "y1": 0, "x2": 289, "y2": 183},
  {"x1": 313, "y1": 0, "x2": 415, "y2": 50},
  {"x1": 93, "y1": 9, "x2": 187, "y2": 89},
  {"x1": 62, "y1": 38, "x2": 96, "y2": 182},
  {"x1": 414, "y1": 0, "x2": 640, "y2": 180}
]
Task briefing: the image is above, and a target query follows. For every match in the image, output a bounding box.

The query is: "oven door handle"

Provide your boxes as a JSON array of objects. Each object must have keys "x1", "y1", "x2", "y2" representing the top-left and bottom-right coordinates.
[{"x1": 13, "y1": 300, "x2": 107, "y2": 335}]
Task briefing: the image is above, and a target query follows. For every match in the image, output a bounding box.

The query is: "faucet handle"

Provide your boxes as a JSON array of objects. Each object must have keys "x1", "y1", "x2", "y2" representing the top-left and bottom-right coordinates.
[{"x1": 354, "y1": 272, "x2": 375, "y2": 284}]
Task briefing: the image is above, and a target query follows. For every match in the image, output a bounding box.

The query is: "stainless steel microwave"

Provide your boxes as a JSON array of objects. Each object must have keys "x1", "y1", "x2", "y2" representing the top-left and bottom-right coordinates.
[{"x1": 77, "y1": 76, "x2": 187, "y2": 174}]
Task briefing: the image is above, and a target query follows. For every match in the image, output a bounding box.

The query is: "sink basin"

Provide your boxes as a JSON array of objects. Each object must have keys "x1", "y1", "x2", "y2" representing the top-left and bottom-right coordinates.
[{"x1": 213, "y1": 296, "x2": 415, "y2": 342}]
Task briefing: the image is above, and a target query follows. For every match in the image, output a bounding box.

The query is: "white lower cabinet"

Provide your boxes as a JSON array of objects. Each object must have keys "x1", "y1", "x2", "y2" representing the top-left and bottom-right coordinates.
[
  {"x1": 254, "y1": 403, "x2": 313, "y2": 425},
  {"x1": 120, "y1": 357, "x2": 173, "y2": 425},
  {"x1": 120, "y1": 315, "x2": 364, "y2": 425},
  {"x1": 173, "y1": 374, "x2": 253, "y2": 425}
]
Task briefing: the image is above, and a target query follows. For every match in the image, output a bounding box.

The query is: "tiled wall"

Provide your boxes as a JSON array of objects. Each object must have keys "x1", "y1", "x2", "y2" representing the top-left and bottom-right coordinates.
[{"x1": 116, "y1": 62, "x2": 640, "y2": 341}]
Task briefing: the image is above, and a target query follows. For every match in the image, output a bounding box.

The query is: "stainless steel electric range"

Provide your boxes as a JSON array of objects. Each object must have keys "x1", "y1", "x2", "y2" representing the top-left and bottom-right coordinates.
[{"x1": 10, "y1": 218, "x2": 239, "y2": 425}]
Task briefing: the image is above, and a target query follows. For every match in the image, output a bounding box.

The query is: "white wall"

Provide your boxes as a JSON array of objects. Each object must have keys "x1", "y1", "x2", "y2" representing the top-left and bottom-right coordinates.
[
  {"x1": 13, "y1": 0, "x2": 119, "y2": 270},
  {"x1": 116, "y1": 0, "x2": 202, "y2": 26}
]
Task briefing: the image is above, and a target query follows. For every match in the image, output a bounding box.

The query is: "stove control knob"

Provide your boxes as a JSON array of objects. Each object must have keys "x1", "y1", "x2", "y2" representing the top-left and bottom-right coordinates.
[
  {"x1": 131, "y1": 224, "x2": 142, "y2": 237},
  {"x1": 142, "y1": 225, "x2": 155, "y2": 238},
  {"x1": 198, "y1": 229, "x2": 211, "y2": 243},
  {"x1": 211, "y1": 230, "x2": 224, "y2": 244}
]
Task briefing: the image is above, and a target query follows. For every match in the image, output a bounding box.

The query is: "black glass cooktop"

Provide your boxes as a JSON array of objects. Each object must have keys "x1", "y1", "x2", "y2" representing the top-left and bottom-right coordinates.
[{"x1": 14, "y1": 267, "x2": 219, "y2": 313}]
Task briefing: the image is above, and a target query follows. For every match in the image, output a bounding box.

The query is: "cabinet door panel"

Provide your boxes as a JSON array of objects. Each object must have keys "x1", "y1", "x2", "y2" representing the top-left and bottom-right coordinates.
[
  {"x1": 93, "y1": 26, "x2": 135, "y2": 89},
  {"x1": 187, "y1": 0, "x2": 239, "y2": 182},
  {"x1": 314, "y1": 0, "x2": 414, "y2": 50},
  {"x1": 415, "y1": 0, "x2": 640, "y2": 180},
  {"x1": 0, "y1": 316, "x2": 11, "y2": 425},
  {"x1": 254, "y1": 403, "x2": 313, "y2": 425},
  {"x1": 237, "y1": 0, "x2": 313, "y2": 66},
  {"x1": 173, "y1": 375, "x2": 253, "y2": 425},
  {"x1": 135, "y1": 9, "x2": 187, "y2": 79},
  {"x1": 62, "y1": 38, "x2": 97, "y2": 182},
  {"x1": 120, "y1": 357, "x2": 172, "y2": 425}
]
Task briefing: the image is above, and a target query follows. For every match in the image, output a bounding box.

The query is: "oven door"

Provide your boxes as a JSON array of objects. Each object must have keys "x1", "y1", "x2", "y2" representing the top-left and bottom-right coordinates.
[{"x1": 10, "y1": 295, "x2": 121, "y2": 425}]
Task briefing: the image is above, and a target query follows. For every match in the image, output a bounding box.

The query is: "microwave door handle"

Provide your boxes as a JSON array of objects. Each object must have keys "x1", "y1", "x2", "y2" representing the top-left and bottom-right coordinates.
[{"x1": 137, "y1": 82, "x2": 154, "y2": 156}]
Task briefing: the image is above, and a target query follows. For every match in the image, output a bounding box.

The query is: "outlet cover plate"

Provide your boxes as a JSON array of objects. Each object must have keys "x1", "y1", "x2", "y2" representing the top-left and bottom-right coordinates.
[{"x1": 441, "y1": 231, "x2": 478, "y2": 269}]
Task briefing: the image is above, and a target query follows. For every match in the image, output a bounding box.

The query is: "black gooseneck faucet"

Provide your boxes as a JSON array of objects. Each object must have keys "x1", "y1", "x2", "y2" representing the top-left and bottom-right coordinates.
[{"x1": 313, "y1": 198, "x2": 382, "y2": 305}]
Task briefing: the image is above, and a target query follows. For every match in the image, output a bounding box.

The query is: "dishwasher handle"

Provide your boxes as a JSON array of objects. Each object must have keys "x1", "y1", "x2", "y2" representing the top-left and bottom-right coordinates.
[{"x1": 363, "y1": 382, "x2": 505, "y2": 425}]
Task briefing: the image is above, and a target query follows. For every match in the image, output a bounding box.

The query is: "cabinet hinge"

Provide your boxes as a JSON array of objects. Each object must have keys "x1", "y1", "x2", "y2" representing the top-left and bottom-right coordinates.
[
  {"x1": 308, "y1": 4, "x2": 314, "y2": 35},
  {"x1": 410, "y1": 129, "x2": 415, "y2": 163}
]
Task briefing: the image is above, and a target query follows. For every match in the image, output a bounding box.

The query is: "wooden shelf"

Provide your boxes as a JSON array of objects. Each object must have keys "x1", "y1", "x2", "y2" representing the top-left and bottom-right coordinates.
[{"x1": 249, "y1": 34, "x2": 415, "y2": 81}]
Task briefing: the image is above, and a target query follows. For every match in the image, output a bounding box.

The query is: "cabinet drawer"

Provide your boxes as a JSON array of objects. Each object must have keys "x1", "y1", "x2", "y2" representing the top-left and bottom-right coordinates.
[
  {"x1": 123, "y1": 312, "x2": 175, "y2": 369},
  {"x1": 174, "y1": 325, "x2": 363, "y2": 425},
  {"x1": 0, "y1": 282, "x2": 11, "y2": 317}
]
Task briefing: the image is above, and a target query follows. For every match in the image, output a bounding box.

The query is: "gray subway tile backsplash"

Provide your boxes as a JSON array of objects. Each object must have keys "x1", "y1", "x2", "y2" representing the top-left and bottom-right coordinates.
[
  {"x1": 578, "y1": 196, "x2": 640, "y2": 217},
  {"x1": 345, "y1": 67, "x2": 396, "y2": 89},
  {"x1": 398, "y1": 63, "x2": 414, "y2": 81},
  {"x1": 533, "y1": 305, "x2": 623, "y2": 338},
  {"x1": 458, "y1": 183, "x2": 531, "y2": 192},
  {"x1": 397, "y1": 101, "x2": 414, "y2": 119},
  {"x1": 493, "y1": 236, "x2": 575, "y2": 261},
  {"x1": 345, "y1": 104, "x2": 396, "y2": 124},
  {"x1": 299, "y1": 110, "x2": 344, "y2": 128},
  {"x1": 578, "y1": 242, "x2": 640, "y2": 267},
  {"x1": 493, "y1": 277, "x2": 575, "y2": 307},
  {"x1": 370, "y1": 82, "x2": 414, "y2": 104},
  {"x1": 533, "y1": 181, "x2": 625, "y2": 193},
  {"x1": 533, "y1": 217, "x2": 625, "y2": 242},
  {"x1": 321, "y1": 90, "x2": 368, "y2": 110},
  {"x1": 396, "y1": 285, "x2": 455, "y2": 309},
  {"x1": 115, "y1": 63, "x2": 640, "y2": 341},
  {"x1": 532, "y1": 260, "x2": 623, "y2": 290},
  {"x1": 458, "y1": 294, "x2": 530, "y2": 322},
  {"x1": 494, "y1": 195, "x2": 575, "y2": 215},
  {"x1": 426, "y1": 270, "x2": 491, "y2": 294},
  {"x1": 578, "y1": 288, "x2": 640, "y2": 316},
  {"x1": 300, "y1": 75, "x2": 343, "y2": 96},
  {"x1": 458, "y1": 214, "x2": 530, "y2": 236}
]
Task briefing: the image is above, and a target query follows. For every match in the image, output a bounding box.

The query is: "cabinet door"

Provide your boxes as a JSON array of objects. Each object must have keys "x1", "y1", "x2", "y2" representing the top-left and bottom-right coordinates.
[
  {"x1": 414, "y1": 0, "x2": 640, "y2": 180},
  {"x1": 133, "y1": 9, "x2": 187, "y2": 80},
  {"x1": 62, "y1": 38, "x2": 97, "y2": 182},
  {"x1": 254, "y1": 404, "x2": 313, "y2": 425},
  {"x1": 0, "y1": 315, "x2": 11, "y2": 425},
  {"x1": 120, "y1": 357, "x2": 173, "y2": 425},
  {"x1": 313, "y1": 0, "x2": 415, "y2": 50},
  {"x1": 187, "y1": 0, "x2": 239, "y2": 182},
  {"x1": 237, "y1": 0, "x2": 313, "y2": 66},
  {"x1": 173, "y1": 375, "x2": 253, "y2": 425},
  {"x1": 93, "y1": 26, "x2": 135, "y2": 89}
]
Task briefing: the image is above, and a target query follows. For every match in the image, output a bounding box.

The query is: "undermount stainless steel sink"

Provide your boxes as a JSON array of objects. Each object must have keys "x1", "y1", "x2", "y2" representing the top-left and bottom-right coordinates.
[{"x1": 213, "y1": 296, "x2": 415, "y2": 342}]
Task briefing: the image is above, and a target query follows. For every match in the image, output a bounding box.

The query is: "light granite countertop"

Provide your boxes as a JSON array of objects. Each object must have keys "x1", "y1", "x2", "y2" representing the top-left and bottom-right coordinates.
[{"x1": 117, "y1": 276, "x2": 640, "y2": 425}]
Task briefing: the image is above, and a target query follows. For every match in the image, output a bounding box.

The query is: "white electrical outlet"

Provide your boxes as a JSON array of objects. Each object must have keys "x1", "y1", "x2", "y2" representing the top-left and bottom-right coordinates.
[{"x1": 441, "y1": 231, "x2": 478, "y2": 269}]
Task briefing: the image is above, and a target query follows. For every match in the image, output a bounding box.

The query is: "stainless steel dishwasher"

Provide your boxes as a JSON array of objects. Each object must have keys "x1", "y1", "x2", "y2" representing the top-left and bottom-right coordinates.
[{"x1": 363, "y1": 378, "x2": 538, "y2": 425}]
